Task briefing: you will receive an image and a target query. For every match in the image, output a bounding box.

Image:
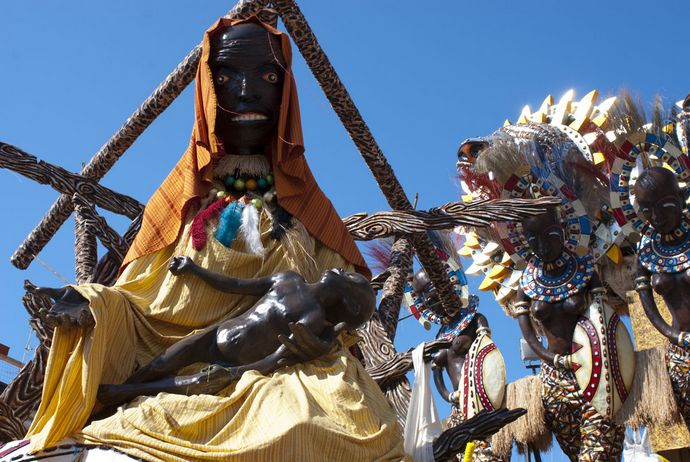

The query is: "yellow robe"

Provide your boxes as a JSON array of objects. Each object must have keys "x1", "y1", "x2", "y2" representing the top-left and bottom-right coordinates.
[{"x1": 27, "y1": 211, "x2": 405, "y2": 461}]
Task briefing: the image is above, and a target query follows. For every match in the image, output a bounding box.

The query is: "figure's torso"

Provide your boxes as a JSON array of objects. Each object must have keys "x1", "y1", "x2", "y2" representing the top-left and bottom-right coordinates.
[
  {"x1": 215, "y1": 271, "x2": 326, "y2": 364},
  {"x1": 532, "y1": 292, "x2": 586, "y2": 355},
  {"x1": 652, "y1": 269, "x2": 690, "y2": 330}
]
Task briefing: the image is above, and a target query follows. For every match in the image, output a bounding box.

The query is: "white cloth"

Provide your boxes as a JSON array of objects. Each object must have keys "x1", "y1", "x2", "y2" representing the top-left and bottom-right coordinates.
[
  {"x1": 623, "y1": 428, "x2": 659, "y2": 462},
  {"x1": 404, "y1": 343, "x2": 443, "y2": 462}
]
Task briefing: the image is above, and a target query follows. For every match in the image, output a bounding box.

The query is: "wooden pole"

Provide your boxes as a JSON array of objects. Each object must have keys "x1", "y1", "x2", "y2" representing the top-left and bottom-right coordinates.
[{"x1": 273, "y1": 0, "x2": 463, "y2": 315}]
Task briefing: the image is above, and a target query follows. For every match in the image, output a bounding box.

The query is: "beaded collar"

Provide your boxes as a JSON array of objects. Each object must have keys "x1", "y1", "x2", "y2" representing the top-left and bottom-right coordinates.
[
  {"x1": 637, "y1": 212, "x2": 690, "y2": 274},
  {"x1": 520, "y1": 251, "x2": 594, "y2": 302},
  {"x1": 436, "y1": 295, "x2": 479, "y2": 340}
]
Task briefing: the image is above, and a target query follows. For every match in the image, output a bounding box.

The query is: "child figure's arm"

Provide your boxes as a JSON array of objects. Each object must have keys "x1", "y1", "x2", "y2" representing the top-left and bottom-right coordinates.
[{"x1": 169, "y1": 256, "x2": 273, "y2": 296}]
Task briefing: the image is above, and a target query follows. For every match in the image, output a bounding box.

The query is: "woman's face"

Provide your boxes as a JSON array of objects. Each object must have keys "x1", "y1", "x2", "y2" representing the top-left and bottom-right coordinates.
[
  {"x1": 635, "y1": 172, "x2": 683, "y2": 234},
  {"x1": 522, "y1": 212, "x2": 564, "y2": 263},
  {"x1": 210, "y1": 23, "x2": 285, "y2": 154},
  {"x1": 411, "y1": 270, "x2": 445, "y2": 318}
]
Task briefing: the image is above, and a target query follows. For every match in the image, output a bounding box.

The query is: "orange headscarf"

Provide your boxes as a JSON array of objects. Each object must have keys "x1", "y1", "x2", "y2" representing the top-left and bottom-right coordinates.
[{"x1": 122, "y1": 17, "x2": 369, "y2": 277}]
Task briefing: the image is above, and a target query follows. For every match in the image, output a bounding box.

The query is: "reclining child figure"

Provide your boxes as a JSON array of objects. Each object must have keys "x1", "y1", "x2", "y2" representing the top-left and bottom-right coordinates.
[{"x1": 96, "y1": 256, "x2": 375, "y2": 408}]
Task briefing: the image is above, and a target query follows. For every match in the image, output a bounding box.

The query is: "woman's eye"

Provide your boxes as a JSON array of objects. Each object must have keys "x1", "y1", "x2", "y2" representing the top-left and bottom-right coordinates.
[
  {"x1": 262, "y1": 72, "x2": 279, "y2": 83},
  {"x1": 216, "y1": 74, "x2": 230, "y2": 85}
]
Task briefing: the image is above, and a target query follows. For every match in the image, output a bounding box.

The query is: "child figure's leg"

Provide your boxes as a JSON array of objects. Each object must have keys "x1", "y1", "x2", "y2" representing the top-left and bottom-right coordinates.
[
  {"x1": 97, "y1": 365, "x2": 239, "y2": 408},
  {"x1": 125, "y1": 326, "x2": 220, "y2": 384}
]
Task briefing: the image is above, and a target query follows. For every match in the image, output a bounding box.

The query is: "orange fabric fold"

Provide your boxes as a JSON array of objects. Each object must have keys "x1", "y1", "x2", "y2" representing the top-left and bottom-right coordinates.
[{"x1": 122, "y1": 17, "x2": 369, "y2": 277}]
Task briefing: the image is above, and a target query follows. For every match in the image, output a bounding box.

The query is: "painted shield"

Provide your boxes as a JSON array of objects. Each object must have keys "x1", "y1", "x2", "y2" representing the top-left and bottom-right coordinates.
[
  {"x1": 458, "y1": 333, "x2": 506, "y2": 420},
  {"x1": 572, "y1": 295, "x2": 636, "y2": 419}
]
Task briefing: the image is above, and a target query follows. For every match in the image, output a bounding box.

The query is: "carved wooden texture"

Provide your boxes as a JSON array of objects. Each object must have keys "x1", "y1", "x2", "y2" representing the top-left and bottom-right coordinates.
[
  {"x1": 0, "y1": 143, "x2": 143, "y2": 220},
  {"x1": 358, "y1": 314, "x2": 410, "y2": 429},
  {"x1": 376, "y1": 237, "x2": 411, "y2": 342},
  {"x1": 74, "y1": 200, "x2": 98, "y2": 285},
  {"x1": 344, "y1": 197, "x2": 559, "y2": 241},
  {"x1": 9, "y1": 0, "x2": 272, "y2": 270},
  {"x1": 272, "y1": 0, "x2": 462, "y2": 316},
  {"x1": 0, "y1": 288, "x2": 53, "y2": 442},
  {"x1": 432, "y1": 408, "x2": 527, "y2": 462},
  {"x1": 367, "y1": 338, "x2": 451, "y2": 390}
]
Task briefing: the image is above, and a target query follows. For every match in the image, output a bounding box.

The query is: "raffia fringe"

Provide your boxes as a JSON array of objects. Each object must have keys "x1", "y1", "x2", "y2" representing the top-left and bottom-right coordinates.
[
  {"x1": 280, "y1": 221, "x2": 318, "y2": 282},
  {"x1": 615, "y1": 345, "x2": 682, "y2": 428},
  {"x1": 491, "y1": 376, "x2": 552, "y2": 458}
]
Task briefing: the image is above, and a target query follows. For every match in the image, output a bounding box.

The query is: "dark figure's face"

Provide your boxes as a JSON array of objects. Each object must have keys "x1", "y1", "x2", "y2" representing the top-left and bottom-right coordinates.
[
  {"x1": 411, "y1": 269, "x2": 445, "y2": 318},
  {"x1": 522, "y1": 210, "x2": 564, "y2": 263},
  {"x1": 210, "y1": 23, "x2": 286, "y2": 154},
  {"x1": 634, "y1": 168, "x2": 683, "y2": 234},
  {"x1": 320, "y1": 269, "x2": 376, "y2": 329}
]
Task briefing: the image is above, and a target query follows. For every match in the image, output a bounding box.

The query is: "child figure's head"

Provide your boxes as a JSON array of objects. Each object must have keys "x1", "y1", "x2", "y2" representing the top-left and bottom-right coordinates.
[{"x1": 318, "y1": 268, "x2": 375, "y2": 330}]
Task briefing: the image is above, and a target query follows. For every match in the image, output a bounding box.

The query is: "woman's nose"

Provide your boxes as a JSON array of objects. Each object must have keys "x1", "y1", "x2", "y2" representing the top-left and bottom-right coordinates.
[{"x1": 239, "y1": 76, "x2": 248, "y2": 97}]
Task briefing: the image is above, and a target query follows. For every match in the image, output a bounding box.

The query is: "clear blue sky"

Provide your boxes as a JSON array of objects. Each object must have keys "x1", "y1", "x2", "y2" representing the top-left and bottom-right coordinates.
[{"x1": 1, "y1": 1, "x2": 689, "y2": 459}]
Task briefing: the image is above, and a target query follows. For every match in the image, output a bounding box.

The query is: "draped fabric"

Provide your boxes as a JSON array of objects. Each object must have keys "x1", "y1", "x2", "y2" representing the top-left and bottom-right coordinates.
[
  {"x1": 25, "y1": 15, "x2": 406, "y2": 460},
  {"x1": 27, "y1": 213, "x2": 405, "y2": 460},
  {"x1": 122, "y1": 16, "x2": 369, "y2": 278}
]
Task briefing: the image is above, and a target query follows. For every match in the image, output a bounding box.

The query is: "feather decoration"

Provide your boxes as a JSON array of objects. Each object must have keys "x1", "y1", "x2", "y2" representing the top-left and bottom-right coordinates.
[
  {"x1": 364, "y1": 238, "x2": 394, "y2": 273},
  {"x1": 458, "y1": 166, "x2": 501, "y2": 199},
  {"x1": 191, "y1": 199, "x2": 228, "y2": 250},
  {"x1": 215, "y1": 201, "x2": 244, "y2": 247},
  {"x1": 240, "y1": 204, "x2": 264, "y2": 255}
]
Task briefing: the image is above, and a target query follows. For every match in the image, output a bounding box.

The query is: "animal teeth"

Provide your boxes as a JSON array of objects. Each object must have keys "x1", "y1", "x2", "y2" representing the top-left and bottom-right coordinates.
[{"x1": 231, "y1": 113, "x2": 268, "y2": 122}]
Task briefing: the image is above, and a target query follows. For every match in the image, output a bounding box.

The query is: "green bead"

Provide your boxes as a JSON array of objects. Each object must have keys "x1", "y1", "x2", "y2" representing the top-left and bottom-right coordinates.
[
  {"x1": 265, "y1": 174, "x2": 274, "y2": 185},
  {"x1": 224, "y1": 176, "x2": 236, "y2": 188},
  {"x1": 251, "y1": 198, "x2": 263, "y2": 209},
  {"x1": 233, "y1": 178, "x2": 245, "y2": 191}
]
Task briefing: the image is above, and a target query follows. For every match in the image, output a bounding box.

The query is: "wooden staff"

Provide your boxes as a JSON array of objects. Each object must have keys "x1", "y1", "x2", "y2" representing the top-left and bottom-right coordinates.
[{"x1": 273, "y1": 0, "x2": 463, "y2": 314}]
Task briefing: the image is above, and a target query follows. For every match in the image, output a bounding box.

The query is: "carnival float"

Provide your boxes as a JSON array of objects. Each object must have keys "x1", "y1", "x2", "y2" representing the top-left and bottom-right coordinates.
[{"x1": 0, "y1": 1, "x2": 688, "y2": 461}]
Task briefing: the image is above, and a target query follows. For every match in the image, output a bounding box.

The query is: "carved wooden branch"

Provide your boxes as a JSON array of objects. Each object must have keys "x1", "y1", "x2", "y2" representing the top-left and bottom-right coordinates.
[
  {"x1": 72, "y1": 194, "x2": 130, "y2": 262},
  {"x1": 8, "y1": 0, "x2": 271, "y2": 270},
  {"x1": 272, "y1": 0, "x2": 462, "y2": 316},
  {"x1": 74, "y1": 202, "x2": 97, "y2": 285},
  {"x1": 367, "y1": 338, "x2": 452, "y2": 390},
  {"x1": 0, "y1": 143, "x2": 143, "y2": 220},
  {"x1": 432, "y1": 408, "x2": 527, "y2": 461},
  {"x1": 93, "y1": 213, "x2": 143, "y2": 286},
  {"x1": 377, "y1": 237, "x2": 412, "y2": 341},
  {"x1": 0, "y1": 285, "x2": 53, "y2": 442},
  {"x1": 344, "y1": 197, "x2": 560, "y2": 240}
]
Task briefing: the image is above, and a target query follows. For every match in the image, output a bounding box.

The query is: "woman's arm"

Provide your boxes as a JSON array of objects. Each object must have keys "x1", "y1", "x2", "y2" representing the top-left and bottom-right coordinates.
[
  {"x1": 514, "y1": 288, "x2": 557, "y2": 364},
  {"x1": 431, "y1": 350, "x2": 455, "y2": 403},
  {"x1": 169, "y1": 256, "x2": 274, "y2": 296},
  {"x1": 635, "y1": 262, "x2": 682, "y2": 344}
]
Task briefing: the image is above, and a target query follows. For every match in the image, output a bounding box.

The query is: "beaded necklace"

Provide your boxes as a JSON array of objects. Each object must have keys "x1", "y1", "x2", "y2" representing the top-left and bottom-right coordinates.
[
  {"x1": 638, "y1": 211, "x2": 690, "y2": 274},
  {"x1": 436, "y1": 295, "x2": 479, "y2": 340},
  {"x1": 520, "y1": 250, "x2": 593, "y2": 302}
]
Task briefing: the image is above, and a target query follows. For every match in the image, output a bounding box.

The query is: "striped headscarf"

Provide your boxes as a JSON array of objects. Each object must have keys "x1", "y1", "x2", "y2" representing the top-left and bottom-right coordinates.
[{"x1": 122, "y1": 17, "x2": 369, "y2": 277}]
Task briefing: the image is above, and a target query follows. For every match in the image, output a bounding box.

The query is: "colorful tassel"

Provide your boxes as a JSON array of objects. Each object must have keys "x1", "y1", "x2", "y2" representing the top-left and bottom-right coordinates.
[
  {"x1": 191, "y1": 199, "x2": 228, "y2": 250},
  {"x1": 240, "y1": 204, "x2": 264, "y2": 255},
  {"x1": 215, "y1": 201, "x2": 244, "y2": 247}
]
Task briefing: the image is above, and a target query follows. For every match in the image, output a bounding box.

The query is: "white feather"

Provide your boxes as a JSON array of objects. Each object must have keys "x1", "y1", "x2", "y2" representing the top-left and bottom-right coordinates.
[{"x1": 240, "y1": 204, "x2": 264, "y2": 256}]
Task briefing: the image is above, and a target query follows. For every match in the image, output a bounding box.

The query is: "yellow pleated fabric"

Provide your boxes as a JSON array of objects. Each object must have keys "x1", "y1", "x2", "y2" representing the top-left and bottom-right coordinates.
[{"x1": 26, "y1": 210, "x2": 406, "y2": 461}]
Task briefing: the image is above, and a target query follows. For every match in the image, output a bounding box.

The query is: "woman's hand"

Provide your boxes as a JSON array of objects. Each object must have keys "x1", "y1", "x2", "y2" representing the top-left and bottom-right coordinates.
[
  {"x1": 27, "y1": 283, "x2": 93, "y2": 328},
  {"x1": 169, "y1": 256, "x2": 196, "y2": 275}
]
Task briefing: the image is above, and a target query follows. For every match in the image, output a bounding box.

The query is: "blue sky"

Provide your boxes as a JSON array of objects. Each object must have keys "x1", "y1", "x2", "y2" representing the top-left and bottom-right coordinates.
[{"x1": 1, "y1": 1, "x2": 689, "y2": 459}]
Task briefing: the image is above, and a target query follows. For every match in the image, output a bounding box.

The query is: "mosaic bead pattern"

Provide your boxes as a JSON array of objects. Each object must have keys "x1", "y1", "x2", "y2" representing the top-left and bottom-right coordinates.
[
  {"x1": 520, "y1": 252, "x2": 594, "y2": 302},
  {"x1": 637, "y1": 214, "x2": 690, "y2": 273},
  {"x1": 540, "y1": 363, "x2": 624, "y2": 461},
  {"x1": 610, "y1": 133, "x2": 689, "y2": 236},
  {"x1": 498, "y1": 168, "x2": 590, "y2": 266},
  {"x1": 404, "y1": 248, "x2": 474, "y2": 329},
  {"x1": 666, "y1": 343, "x2": 690, "y2": 429}
]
